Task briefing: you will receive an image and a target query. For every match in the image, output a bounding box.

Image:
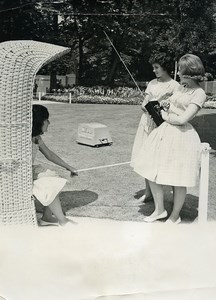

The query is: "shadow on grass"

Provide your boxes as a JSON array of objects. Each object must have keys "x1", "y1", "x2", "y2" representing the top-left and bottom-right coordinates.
[
  {"x1": 134, "y1": 189, "x2": 145, "y2": 199},
  {"x1": 35, "y1": 190, "x2": 98, "y2": 213},
  {"x1": 60, "y1": 190, "x2": 98, "y2": 212},
  {"x1": 138, "y1": 193, "x2": 198, "y2": 223}
]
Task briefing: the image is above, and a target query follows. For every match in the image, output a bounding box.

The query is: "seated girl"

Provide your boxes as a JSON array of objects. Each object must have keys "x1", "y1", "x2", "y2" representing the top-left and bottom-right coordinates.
[{"x1": 32, "y1": 104, "x2": 78, "y2": 226}]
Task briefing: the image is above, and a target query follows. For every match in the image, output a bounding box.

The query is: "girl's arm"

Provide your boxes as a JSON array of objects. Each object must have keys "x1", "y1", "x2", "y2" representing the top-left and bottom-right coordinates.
[
  {"x1": 39, "y1": 141, "x2": 78, "y2": 176},
  {"x1": 167, "y1": 103, "x2": 184, "y2": 116},
  {"x1": 161, "y1": 103, "x2": 200, "y2": 125}
]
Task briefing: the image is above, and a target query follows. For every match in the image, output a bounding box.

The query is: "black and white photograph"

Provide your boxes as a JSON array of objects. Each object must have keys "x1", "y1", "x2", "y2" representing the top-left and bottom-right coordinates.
[{"x1": 0, "y1": 1, "x2": 216, "y2": 299}]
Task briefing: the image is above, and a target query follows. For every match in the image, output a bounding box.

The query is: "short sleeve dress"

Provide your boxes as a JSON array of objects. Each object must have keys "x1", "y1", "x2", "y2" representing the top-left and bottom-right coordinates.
[
  {"x1": 32, "y1": 137, "x2": 67, "y2": 206},
  {"x1": 133, "y1": 86, "x2": 206, "y2": 187},
  {"x1": 131, "y1": 78, "x2": 179, "y2": 168}
]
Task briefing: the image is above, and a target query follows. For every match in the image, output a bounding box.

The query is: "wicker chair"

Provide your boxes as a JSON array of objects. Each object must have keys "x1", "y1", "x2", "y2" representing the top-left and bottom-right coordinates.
[{"x1": 0, "y1": 40, "x2": 70, "y2": 225}]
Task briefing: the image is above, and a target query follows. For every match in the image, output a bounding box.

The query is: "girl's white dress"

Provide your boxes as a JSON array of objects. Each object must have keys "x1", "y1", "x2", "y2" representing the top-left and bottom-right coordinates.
[
  {"x1": 131, "y1": 78, "x2": 179, "y2": 167},
  {"x1": 133, "y1": 86, "x2": 206, "y2": 187},
  {"x1": 32, "y1": 138, "x2": 67, "y2": 206}
]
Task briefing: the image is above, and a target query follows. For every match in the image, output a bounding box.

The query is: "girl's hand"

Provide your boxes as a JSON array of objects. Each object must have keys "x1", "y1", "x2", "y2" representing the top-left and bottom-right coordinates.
[{"x1": 67, "y1": 166, "x2": 78, "y2": 177}]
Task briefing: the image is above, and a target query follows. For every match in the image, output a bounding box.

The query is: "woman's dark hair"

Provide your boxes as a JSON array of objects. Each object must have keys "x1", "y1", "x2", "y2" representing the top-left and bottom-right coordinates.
[
  {"x1": 32, "y1": 104, "x2": 49, "y2": 137},
  {"x1": 149, "y1": 52, "x2": 174, "y2": 75}
]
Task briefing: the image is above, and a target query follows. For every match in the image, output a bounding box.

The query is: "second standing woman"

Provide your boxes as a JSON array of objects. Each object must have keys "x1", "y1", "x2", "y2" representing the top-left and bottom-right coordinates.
[{"x1": 131, "y1": 55, "x2": 179, "y2": 203}]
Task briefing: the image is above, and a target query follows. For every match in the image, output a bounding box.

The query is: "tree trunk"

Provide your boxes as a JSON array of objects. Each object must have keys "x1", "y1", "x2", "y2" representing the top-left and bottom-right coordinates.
[
  {"x1": 50, "y1": 70, "x2": 57, "y2": 91},
  {"x1": 106, "y1": 48, "x2": 119, "y2": 85},
  {"x1": 77, "y1": 37, "x2": 84, "y2": 85}
]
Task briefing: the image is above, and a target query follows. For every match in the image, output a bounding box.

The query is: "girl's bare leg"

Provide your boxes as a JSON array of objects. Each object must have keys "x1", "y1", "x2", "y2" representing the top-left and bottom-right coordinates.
[
  {"x1": 48, "y1": 195, "x2": 75, "y2": 226},
  {"x1": 168, "y1": 186, "x2": 186, "y2": 222},
  {"x1": 42, "y1": 207, "x2": 58, "y2": 223}
]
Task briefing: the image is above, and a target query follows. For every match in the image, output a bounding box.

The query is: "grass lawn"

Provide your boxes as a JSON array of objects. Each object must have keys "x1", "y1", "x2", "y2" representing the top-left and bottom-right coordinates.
[{"x1": 34, "y1": 101, "x2": 216, "y2": 223}]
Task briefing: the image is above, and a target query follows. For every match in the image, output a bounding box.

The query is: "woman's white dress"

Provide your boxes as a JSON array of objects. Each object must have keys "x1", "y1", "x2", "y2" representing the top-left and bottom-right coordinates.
[
  {"x1": 133, "y1": 86, "x2": 206, "y2": 187},
  {"x1": 131, "y1": 78, "x2": 179, "y2": 167},
  {"x1": 32, "y1": 138, "x2": 67, "y2": 206}
]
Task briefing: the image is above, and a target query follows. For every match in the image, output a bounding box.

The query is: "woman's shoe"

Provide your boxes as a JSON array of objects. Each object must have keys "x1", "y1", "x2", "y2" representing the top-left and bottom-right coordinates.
[
  {"x1": 165, "y1": 217, "x2": 181, "y2": 224},
  {"x1": 139, "y1": 194, "x2": 153, "y2": 203},
  {"x1": 133, "y1": 194, "x2": 153, "y2": 205},
  {"x1": 144, "y1": 210, "x2": 168, "y2": 223}
]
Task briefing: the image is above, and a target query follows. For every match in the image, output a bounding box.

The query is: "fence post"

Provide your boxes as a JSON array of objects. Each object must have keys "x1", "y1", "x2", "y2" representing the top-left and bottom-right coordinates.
[
  {"x1": 204, "y1": 81, "x2": 208, "y2": 94},
  {"x1": 69, "y1": 92, "x2": 72, "y2": 104},
  {"x1": 174, "y1": 61, "x2": 178, "y2": 81},
  {"x1": 198, "y1": 142, "x2": 211, "y2": 223}
]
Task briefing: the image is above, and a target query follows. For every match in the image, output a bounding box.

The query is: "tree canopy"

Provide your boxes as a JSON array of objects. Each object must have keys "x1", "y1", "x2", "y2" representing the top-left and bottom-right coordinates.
[{"x1": 0, "y1": 0, "x2": 215, "y2": 85}]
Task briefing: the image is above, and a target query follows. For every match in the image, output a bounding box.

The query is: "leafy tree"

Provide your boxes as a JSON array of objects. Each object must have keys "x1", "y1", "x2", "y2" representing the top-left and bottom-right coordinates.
[
  {"x1": 0, "y1": 0, "x2": 215, "y2": 85},
  {"x1": 59, "y1": 0, "x2": 216, "y2": 84},
  {"x1": 0, "y1": 0, "x2": 53, "y2": 42},
  {"x1": 147, "y1": 0, "x2": 216, "y2": 76}
]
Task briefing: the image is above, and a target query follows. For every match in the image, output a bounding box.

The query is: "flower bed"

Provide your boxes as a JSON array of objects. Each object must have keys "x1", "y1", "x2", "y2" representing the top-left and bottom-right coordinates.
[
  {"x1": 203, "y1": 95, "x2": 216, "y2": 108},
  {"x1": 41, "y1": 94, "x2": 143, "y2": 105}
]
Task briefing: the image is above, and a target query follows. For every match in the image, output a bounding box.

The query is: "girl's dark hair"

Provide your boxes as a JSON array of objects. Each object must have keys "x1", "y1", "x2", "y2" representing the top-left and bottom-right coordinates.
[
  {"x1": 149, "y1": 52, "x2": 174, "y2": 75},
  {"x1": 32, "y1": 104, "x2": 49, "y2": 137}
]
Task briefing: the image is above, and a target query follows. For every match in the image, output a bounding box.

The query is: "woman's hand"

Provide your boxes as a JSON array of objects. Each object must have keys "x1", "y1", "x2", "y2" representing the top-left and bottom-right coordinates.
[
  {"x1": 141, "y1": 104, "x2": 147, "y2": 112},
  {"x1": 160, "y1": 100, "x2": 170, "y2": 111},
  {"x1": 161, "y1": 110, "x2": 169, "y2": 121},
  {"x1": 141, "y1": 99, "x2": 148, "y2": 112}
]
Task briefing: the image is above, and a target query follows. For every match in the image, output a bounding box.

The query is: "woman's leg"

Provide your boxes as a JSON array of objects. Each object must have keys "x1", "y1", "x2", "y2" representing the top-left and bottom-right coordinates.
[
  {"x1": 148, "y1": 181, "x2": 165, "y2": 215},
  {"x1": 143, "y1": 181, "x2": 167, "y2": 222},
  {"x1": 168, "y1": 186, "x2": 186, "y2": 222},
  {"x1": 135, "y1": 179, "x2": 153, "y2": 204},
  {"x1": 138, "y1": 179, "x2": 153, "y2": 201}
]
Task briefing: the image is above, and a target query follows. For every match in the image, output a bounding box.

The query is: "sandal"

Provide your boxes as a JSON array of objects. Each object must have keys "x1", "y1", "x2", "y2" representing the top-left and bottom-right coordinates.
[{"x1": 39, "y1": 219, "x2": 59, "y2": 226}]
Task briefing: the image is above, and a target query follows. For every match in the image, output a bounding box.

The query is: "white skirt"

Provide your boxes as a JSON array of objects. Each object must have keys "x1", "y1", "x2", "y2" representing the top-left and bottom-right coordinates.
[
  {"x1": 32, "y1": 167, "x2": 67, "y2": 206},
  {"x1": 133, "y1": 122, "x2": 202, "y2": 187},
  {"x1": 131, "y1": 112, "x2": 156, "y2": 168}
]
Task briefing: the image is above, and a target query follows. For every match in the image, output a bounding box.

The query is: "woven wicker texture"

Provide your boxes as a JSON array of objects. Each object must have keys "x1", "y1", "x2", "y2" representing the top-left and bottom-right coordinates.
[{"x1": 0, "y1": 41, "x2": 70, "y2": 225}]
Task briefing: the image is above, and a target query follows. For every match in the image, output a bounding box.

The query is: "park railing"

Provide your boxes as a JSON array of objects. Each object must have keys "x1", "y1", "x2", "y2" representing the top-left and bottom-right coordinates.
[
  {"x1": 198, "y1": 143, "x2": 211, "y2": 223},
  {"x1": 200, "y1": 80, "x2": 216, "y2": 95}
]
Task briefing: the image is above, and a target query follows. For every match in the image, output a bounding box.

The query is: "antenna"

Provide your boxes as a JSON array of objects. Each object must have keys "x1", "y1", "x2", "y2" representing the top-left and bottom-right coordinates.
[{"x1": 103, "y1": 31, "x2": 146, "y2": 102}]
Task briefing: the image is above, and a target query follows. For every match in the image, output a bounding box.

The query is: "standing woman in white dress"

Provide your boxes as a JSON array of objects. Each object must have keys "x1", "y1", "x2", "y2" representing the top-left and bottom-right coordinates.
[
  {"x1": 131, "y1": 55, "x2": 179, "y2": 203},
  {"x1": 134, "y1": 54, "x2": 206, "y2": 224},
  {"x1": 32, "y1": 104, "x2": 78, "y2": 226}
]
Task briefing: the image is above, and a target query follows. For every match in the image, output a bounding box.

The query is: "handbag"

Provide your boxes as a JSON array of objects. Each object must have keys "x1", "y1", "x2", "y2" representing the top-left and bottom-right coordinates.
[{"x1": 145, "y1": 101, "x2": 164, "y2": 126}]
